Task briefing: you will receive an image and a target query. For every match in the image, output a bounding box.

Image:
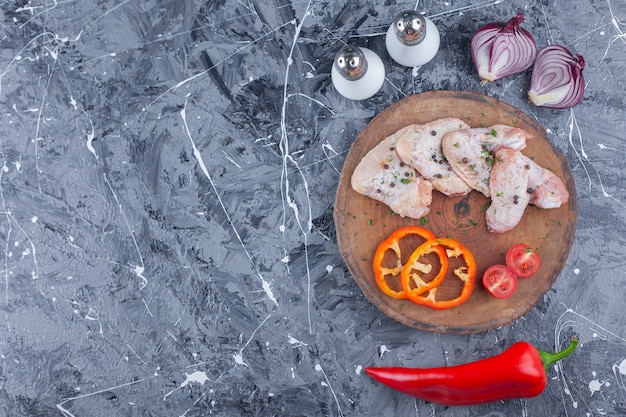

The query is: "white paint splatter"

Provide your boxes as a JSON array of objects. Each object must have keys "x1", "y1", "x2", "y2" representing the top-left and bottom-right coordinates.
[
  {"x1": 566, "y1": 110, "x2": 625, "y2": 207},
  {"x1": 287, "y1": 334, "x2": 306, "y2": 347},
  {"x1": 124, "y1": 19, "x2": 294, "y2": 129},
  {"x1": 232, "y1": 352, "x2": 248, "y2": 368},
  {"x1": 379, "y1": 345, "x2": 390, "y2": 357},
  {"x1": 85, "y1": 122, "x2": 97, "y2": 160},
  {"x1": 315, "y1": 363, "x2": 344, "y2": 416},
  {"x1": 163, "y1": 371, "x2": 211, "y2": 400},
  {"x1": 589, "y1": 377, "x2": 603, "y2": 396},
  {"x1": 597, "y1": 143, "x2": 617, "y2": 150},
  {"x1": 58, "y1": 376, "x2": 151, "y2": 415},
  {"x1": 232, "y1": 313, "x2": 273, "y2": 368},
  {"x1": 133, "y1": 265, "x2": 147, "y2": 290},
  {"x1": 181, "y1": 104, "x2": 277, "y2": 305},
  {"x1": 102, "y1": 175, "x2": 147, "y2": 289}
]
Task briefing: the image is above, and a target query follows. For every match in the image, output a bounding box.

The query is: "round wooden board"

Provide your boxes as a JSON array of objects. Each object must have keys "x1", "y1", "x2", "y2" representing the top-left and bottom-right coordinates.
[{"x1": 334, "y1": 90, "x2": 577, "y2": 334}]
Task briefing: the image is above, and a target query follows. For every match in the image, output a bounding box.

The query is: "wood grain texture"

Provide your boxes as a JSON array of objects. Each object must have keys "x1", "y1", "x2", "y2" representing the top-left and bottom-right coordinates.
[{"x1": 334, "y1": 91, "x2": 577, "y2": 334}]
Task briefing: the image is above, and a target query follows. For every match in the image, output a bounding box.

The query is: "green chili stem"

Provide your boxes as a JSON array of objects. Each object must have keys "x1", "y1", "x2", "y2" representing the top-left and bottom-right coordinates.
[{"x1": 538, "y1": 335, "x2": 579, "y2": 372}]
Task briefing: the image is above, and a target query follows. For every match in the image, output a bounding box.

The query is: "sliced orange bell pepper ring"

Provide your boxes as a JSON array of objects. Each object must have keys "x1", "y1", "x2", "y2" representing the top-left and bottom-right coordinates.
[
  {"x1": 372, "y1": 226, "x2": 438, "y2": 299},
  {"x1": 401, "y1": 240, "x2": 448, "y2": 299},
  {"x1": 404, "y1": 237, "x2": 477, "y2": 310}
]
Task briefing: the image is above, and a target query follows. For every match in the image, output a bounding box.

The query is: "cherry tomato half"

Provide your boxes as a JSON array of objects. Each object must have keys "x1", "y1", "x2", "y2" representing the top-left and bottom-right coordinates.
[
  {"x1": 482, "y1": 264, "x2": 518, "y2": 299},
  {"x1": 505, "y1": 243, "x2": 541, "y2": 278}
]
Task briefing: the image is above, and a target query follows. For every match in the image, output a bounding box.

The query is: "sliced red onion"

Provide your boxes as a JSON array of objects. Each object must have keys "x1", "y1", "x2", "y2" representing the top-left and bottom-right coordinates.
[
  {"x1": 471, "y1": 13, "x2": 537, "y2": 83},
  {"x1": 528, "y1": 45, "x2": 585, "y2": 109}
]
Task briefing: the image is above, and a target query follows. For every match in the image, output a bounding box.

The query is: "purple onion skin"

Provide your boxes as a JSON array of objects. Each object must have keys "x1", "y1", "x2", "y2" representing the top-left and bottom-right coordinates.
[
  {"x1": 528, "y1": 45, "x2": 585, "y2": 109},
  {"x1": 471, "y1": 13, "x2": 537, "y2": 83}
]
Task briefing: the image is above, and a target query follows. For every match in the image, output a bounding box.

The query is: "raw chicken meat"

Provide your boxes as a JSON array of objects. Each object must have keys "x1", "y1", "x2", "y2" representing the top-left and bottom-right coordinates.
[
  {"x1": 485, "y1": 148, "x2": 532, "y2": 233},
  {"x1": 486, "y1": 148, "x2": 569, "y2": 233},
  {"x1": 351, "y1": 126, "x2": 433, "y2": 219},
  {"x1": 526, "y1": 162, "x2": 569, "y2": 209},
  {"x1": 395, "y1": 118, "x2": 472, "y2": 196},
  {"x1": 442, "y1": 125, "x2": 531, "y2": 197}
]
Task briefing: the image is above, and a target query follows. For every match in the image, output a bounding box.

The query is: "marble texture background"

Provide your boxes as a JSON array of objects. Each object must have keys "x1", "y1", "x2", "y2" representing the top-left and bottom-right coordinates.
[{"x1": 0, "y1": 0, "x2": 625, "y2": 416}]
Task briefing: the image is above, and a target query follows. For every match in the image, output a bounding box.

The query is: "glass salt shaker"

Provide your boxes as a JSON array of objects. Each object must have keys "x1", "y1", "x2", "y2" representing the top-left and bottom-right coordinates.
[
  {"x1": 331, "y1": 45, "x2": 385, "y2": 100},
  {"x1": 385, "y1": 10, "x2": 440, "y2": 67}
]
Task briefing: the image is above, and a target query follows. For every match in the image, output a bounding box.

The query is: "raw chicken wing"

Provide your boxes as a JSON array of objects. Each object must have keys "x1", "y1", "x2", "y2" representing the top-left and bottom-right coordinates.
[
  {"x1": 485, "y1": 148, "x2": 532, "y2": 233},
  {"x1": 523, "y1": 153, "x2": 569, "y2": 208},
  {"x1": 395, "y1": 118, "x2": 472, "y2": 196},
  {"x1": 351, "y1": 126, "x2": 433, "y2": 219},
  {"x1": 442, "y1": 125, "x2": 531, "y2": 197},
  {"x1": 486, "y1": 148, "x2": 569, "y2": 233}
]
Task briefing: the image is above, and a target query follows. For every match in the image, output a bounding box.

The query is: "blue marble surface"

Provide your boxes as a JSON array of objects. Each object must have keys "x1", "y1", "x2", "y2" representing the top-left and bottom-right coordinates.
[{"x1": 0, "y1": 0, "x2": 625, "y2": 416}]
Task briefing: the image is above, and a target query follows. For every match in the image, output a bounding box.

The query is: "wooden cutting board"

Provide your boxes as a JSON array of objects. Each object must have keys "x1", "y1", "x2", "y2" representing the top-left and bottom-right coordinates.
[{"x1": 334, "y1": 90, "x2": 577, "y2": 334}]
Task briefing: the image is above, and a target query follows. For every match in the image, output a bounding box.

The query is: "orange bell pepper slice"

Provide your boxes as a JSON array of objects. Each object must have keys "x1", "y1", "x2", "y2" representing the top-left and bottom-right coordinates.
[
  {"x1": 404, "y1": 237, "x2": 477, "y2": 310},
  {"x1": 372, "y1": 226, "x2": 438, "y2": 299},
  {"x1": 401, "y1": 240, "x2": 448, "y2": 299}
]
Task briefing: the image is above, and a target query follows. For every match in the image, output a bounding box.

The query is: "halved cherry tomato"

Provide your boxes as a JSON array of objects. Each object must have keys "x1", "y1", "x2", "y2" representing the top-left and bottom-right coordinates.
[
  {"x1": 482, "y1": 264, "x2": 518, "y2": 299},
  {"x1": 505, "y1": 243, "x2": 541, "y2": 278},
  {"x1": 404, "y1": 238, "x2": 477, "y2": 310},
  {"x1": 372, "y1": 226, "x2": 437, "y2": 299}
]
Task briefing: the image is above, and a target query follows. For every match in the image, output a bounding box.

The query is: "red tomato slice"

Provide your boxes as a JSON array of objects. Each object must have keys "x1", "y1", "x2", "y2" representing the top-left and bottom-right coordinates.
[
  {"x1": 482, "y1": 265, "x2": 518, "y2": 299},
  {"x1": 505, "y1": 243, "x2": 541, "y2": 278}
]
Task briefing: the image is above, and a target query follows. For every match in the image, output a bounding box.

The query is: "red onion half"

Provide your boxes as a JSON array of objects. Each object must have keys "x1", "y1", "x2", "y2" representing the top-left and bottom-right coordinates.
[
  {"x1": 471, "y1": 13, "x2": 536, "y2": 83},
  {"x1": 528, "y1": 45, "x2": 585, "y2": 109}
]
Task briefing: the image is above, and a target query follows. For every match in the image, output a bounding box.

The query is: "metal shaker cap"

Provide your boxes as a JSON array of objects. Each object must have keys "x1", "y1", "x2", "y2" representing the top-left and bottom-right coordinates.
[
  {"x1": 333, "y1": 45, "x2": 368, "y2": 81},
  {"x1": 392, "y1": 10, "x2": 426, "y2": 46}
]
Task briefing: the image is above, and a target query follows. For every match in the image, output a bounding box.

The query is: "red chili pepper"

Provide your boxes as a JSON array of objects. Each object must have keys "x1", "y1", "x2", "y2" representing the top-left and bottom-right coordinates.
[{"x1": 365, "y1": 336, "x2": 578, "y2": 406}]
